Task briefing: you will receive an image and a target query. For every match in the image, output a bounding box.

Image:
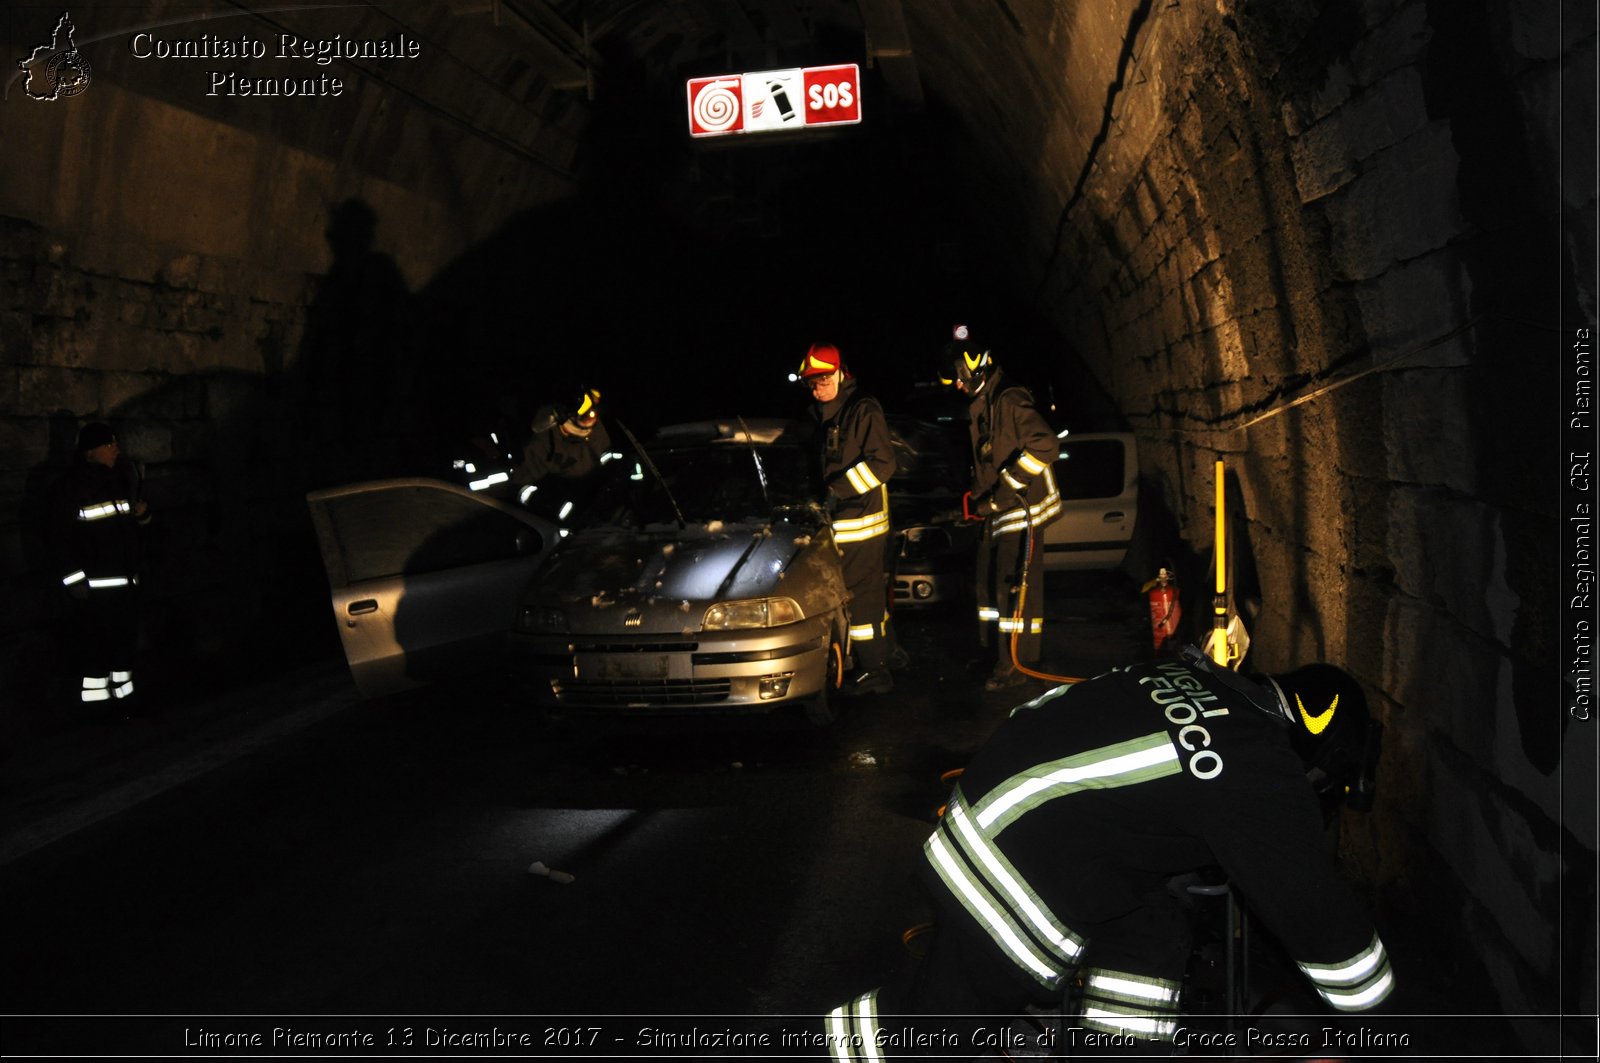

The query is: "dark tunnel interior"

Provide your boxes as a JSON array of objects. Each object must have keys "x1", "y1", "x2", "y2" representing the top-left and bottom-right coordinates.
[{"x1": 1, "y1": 0, "x2": 1594, "y2": 1038}]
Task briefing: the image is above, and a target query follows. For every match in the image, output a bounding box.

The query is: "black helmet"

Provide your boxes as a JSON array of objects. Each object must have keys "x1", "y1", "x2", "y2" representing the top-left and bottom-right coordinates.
[
  {"x1": 938, "y1": 323, "x2": 993, "y2": 391},
  {"x1": 76, "y1": 421, "x2": 116, "y2": 453},
  {"x1": 561, "y1": 387, "x2": 602, "y2": 437},
  {"x1": 1262, "y1": 663, "x2": 1379, "y2": 811}
]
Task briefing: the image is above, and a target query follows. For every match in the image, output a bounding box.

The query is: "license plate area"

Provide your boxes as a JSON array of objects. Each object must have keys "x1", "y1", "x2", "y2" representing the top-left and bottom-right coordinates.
[{"x1": 577, "y1": 652, "x2": 671, "y2": 680}]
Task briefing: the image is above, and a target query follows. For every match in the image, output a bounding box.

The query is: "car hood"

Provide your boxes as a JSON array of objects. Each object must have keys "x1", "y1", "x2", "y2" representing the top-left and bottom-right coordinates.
[{"x1": 524, "y1": 516, "x2": 843, "y2": 636}]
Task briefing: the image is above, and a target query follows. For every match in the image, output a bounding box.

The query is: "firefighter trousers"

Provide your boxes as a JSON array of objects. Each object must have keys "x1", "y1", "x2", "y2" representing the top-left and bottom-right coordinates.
[
  {"x1": 976, "y1": 523, "x2": 1044, "y2": 663},
  {"x1": 840, "y1": 535, "x2": 889, "y2": 673},
  {"x1": 70, "y1": 584, "x2": 140, "y2": 703}
]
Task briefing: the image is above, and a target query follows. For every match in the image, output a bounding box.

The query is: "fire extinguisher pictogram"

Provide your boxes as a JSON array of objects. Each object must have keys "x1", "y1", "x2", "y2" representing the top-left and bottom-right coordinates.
[{"x1": 1143, "y1": 567, "x2": 1181, "y2": 654}]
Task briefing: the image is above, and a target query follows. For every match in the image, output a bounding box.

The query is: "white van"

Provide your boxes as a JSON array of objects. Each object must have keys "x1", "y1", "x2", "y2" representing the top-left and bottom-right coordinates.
[{"x1": 1040, "y1": 432, "x2": 1139, "y2": 571}]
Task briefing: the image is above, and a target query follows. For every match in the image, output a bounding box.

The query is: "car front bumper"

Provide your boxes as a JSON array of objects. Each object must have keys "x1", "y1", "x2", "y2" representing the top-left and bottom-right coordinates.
[{"x1": 510, "y1": 616, "x2": 834, "y2": 714}]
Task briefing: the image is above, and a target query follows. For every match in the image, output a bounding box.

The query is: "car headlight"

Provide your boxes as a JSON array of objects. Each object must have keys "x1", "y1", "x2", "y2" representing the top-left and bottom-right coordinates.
[
  {"x1": 519, "y1": 605, "x2": 566, "y2": 632},
  {"x1": 702, "y1": 597, "x2": 804, "y2": 630}
]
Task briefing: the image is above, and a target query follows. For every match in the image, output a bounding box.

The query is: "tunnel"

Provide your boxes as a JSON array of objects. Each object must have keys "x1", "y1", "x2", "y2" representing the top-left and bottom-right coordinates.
[{"x1": 1, "y1": 0, "x2": 1594, "y2": 1042}]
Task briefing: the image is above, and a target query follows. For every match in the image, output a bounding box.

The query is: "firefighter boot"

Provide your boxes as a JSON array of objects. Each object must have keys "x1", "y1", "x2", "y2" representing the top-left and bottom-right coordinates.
[
  {"x1": 842, "y1": 639, "x2": 895, "y2": 696},
  {"x1": 985, "y1": 658, "x2": 1029, "y2": 692}
]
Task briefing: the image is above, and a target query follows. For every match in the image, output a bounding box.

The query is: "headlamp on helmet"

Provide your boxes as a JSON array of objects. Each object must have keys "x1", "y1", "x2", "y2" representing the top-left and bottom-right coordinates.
[{"x1": 939, "y1": 323, "x2": 992, "y2": 390}]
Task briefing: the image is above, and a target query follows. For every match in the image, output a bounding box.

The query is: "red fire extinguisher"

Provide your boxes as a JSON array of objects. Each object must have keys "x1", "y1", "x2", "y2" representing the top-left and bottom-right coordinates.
[{"x1": 1144, "y1": 567, "x2": 1181, "y2": 653}]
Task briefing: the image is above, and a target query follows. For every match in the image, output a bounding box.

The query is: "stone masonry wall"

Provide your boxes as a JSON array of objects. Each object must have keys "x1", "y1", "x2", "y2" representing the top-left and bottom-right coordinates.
[
  {"x1": 1005, "y1": 0, "x2": 1590, "y2": 1026},
  {"x1": 0, "y1": 2, "x2": 584, "y2": 746}
]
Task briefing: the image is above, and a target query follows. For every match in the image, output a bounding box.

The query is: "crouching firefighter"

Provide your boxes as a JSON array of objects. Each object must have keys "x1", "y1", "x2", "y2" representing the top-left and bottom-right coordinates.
[
  {"x1": 53, "y1": 422, "x2": 153, "y2": 711},
  {"x1": 824, "y1": 650, "x2": 1396, "y2": 1059},
  {"x1": 795, "y1": 342, "x2": 898, "y2": 696}
]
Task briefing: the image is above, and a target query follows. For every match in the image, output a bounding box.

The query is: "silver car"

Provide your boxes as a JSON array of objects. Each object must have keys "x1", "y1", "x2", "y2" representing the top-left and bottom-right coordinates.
[
  {"x1": 307, "y1": 420, "x2": 851, "y2": 724},
  {"x1": 305, "y1": 477, "x2": 560, "y2": 700},
  {"x1": 509, "y1": 419, "x2": 850, "y2": 724}
]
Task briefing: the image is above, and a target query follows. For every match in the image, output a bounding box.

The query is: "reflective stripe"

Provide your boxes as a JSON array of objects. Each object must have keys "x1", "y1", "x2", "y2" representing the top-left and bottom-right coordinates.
[
  {"x1": 111, "y1": 671, "x2": 131, "y2": 683},
  {"x1": 1299, "y1": 935, "x2": 1395, "y2": 1011},
  {"x1": 924, "y1": 792, "x2": 1084, "y2": 988},
  {"x1": 81, "y1": 687, "x2": 111, "y2": 703},
  {"x1": 833, "y1": 486, "x2": 890, "y2": 543},
  {"x1": 844, "y1": 461, "x2": 881, "y2": 494},
  {"x1": 972, "y1": 732, "x2": 1183, "y2": 835},
  {"x1": 1080, "y1": 1007, "x2": 1177, "y2": 1040},
  {"x1": 63, "y1": 570, "x2": 87, "y2": 586},
  {"x1": 834, "y1": 511, "x2": 890, "y2": 543},
  {"x1": 78, "y1": 499, "x2": 133, "y2": 521},
  {"x1": 468, "y1": 471, "x2": 509, "y2": 491},
  {"x1": 82, "y1": 676, "x2": 109, "y2": 690},
  {"x1": 86, "y1": 576, "x2": 136, "y2": 589},
  {"x1": 825, "y1": 991, "x2": 883, "y2": 1062},
  {"x1": 1001, "y1": 468, "x2": 1027, "y2": 491},
  {"x1": 978, "y1": 606, "x2": 1001, "y2": 621},
  {"x1": 1084, "y1": 970, "x2": 1181, "y2": 1005},
  {"x1": 1016, "y1": 451, "x2": 1048, "y2": 476},
  {"x1": 1317, "y1": 967, "x2": 1396, "y2": 1010},
  {"x1": 112, "y1": 679, "x2": 135, "y2": 699},
  {"x1": 992, "y1": 468, "x2": 1061, "y2": 535},
  {"x1": 848, "y1": 624, "x2": 876, "y2": 641},
  {"x1": 997, "y1": 617, "x2": 1043, "y2": 635}
]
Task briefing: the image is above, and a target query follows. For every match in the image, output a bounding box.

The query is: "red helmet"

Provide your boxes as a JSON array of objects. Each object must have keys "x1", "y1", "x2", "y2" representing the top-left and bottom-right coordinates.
[{"x1": 797, "y1": 342, "x2": 843, "y2": 381}]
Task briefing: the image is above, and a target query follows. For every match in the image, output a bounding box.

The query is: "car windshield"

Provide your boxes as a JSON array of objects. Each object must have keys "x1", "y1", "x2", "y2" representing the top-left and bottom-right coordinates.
[{"x1": 589, "y1": 442, "x2": 814, "y2": 527}]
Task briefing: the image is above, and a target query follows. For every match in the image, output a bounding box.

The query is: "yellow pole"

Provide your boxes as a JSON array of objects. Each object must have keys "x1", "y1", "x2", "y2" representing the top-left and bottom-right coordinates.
[
  {"x1": 1212, "y1": 459, "x2": 1228, "y2": 664},
  {"x1": 1215, "y1": 460, "x2": 1225, "y2": 596}
]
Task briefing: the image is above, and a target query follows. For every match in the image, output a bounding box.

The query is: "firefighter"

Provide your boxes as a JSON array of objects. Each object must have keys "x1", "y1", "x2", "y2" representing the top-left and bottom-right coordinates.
[
  {"x1": 941, "y1": 325, "x2": 1061, "y2": 690},
  {"x1": 796, "y1": 343, "x2": 898, "y2": 696},
  {"x1": 825, "y1": 650, "x2": 1395, "y2": 1058},
  {"x1": 53, "y1": 422, "x2": 152, "y2": 713},
  {"x1": 511, "y1": 386, "x2": 610, "y2": 502}
]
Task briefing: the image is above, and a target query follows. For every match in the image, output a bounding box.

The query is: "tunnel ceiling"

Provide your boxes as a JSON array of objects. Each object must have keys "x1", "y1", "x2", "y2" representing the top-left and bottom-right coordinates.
[
  {"x1": 515, "y1": 0, "x2": 912, "y2": 96},
  {"x1": 420, "y1": 0, "x2": 1125, "y2": 402}
]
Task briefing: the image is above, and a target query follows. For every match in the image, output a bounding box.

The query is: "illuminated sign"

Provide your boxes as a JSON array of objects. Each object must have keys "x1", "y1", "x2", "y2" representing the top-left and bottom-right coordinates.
[{"x1": 686, "y1": 63, "x2": 861, "y2": 138}]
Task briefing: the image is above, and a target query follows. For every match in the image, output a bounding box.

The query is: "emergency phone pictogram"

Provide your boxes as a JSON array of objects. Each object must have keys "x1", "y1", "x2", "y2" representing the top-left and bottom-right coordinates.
[{"x1": 686, "y1": 63, "x2": 861, "y2": 138}]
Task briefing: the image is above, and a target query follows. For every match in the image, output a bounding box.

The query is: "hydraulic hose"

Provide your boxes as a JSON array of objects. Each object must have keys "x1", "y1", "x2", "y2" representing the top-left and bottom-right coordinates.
[{"x1": 1006, "y1": 504, "x2": 1087, "y2": 686}]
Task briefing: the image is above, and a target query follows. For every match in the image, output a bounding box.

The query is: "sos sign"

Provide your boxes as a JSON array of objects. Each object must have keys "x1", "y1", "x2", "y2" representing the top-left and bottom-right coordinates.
[{"x1": 687, "y1": 63, "x2": 861, "y2": 138}]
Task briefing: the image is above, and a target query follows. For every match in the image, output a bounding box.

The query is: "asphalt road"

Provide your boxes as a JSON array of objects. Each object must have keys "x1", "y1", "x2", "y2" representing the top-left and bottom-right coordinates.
[{"x1": 0, "y1": 573, "x2": 1151, "y2": 1057}]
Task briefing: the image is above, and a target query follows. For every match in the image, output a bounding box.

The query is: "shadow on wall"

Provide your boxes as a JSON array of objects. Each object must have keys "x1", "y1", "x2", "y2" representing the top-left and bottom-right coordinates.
[
  {"x1": 295, "y1": 198, "x2": 432, "y2": 486},
  {"x1": 12, "y1": 412, "x2": 85, "y2": 714},
  {"x1": 4, "y1": 197, "x2": 436, "y2": 725}
]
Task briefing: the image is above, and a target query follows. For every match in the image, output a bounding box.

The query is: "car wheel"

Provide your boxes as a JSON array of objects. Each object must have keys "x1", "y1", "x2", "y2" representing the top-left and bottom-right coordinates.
[{"x1": 804, "y1": 634, "x2": 846, "y2": 726}]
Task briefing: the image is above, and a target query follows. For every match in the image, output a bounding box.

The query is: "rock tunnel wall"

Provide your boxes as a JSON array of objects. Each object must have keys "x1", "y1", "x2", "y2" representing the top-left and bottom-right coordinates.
[
  {"x1": 0, "y1": 0, "x2": 1593, "y2": 1033},
  {"x1": 0, "y1": 2, "x2": 584, "y2": 713},
  {"x1": 901, "y1": 0, "x2": 1593, "y2": 1019}
]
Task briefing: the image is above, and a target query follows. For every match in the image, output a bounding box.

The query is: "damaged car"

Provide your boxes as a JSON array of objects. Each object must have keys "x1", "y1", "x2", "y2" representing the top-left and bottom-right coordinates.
[
  {"x1": 307, "y1": 419, "x2": 851, "y2": 725},
  {"x1": 510, "y1": 419, "x2": 850, "y2": 724}
]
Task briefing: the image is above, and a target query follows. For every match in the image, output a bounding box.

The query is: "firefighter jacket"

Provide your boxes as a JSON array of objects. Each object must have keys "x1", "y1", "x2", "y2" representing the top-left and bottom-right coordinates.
[
  {"x1": 966, "y1": 369, "x2": 1061, "y2": 535},
  {"x1": 513, "y1": 405, "x2": 611, "y2": 487},
  {"x1": 924, "y1": 657, "x2": 1394, "y2": 1015},
  {"x1": 53, "y1": 458, "x2": 151, "y2": 591},
  {"x1": 803, "y1": 378, "x2": 896, "y2": 545}
]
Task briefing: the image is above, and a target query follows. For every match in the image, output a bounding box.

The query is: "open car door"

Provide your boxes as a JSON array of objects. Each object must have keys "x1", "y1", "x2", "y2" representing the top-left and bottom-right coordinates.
[{"x1": 305, "y1": 478, "x2": 556, "y2": 699}]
